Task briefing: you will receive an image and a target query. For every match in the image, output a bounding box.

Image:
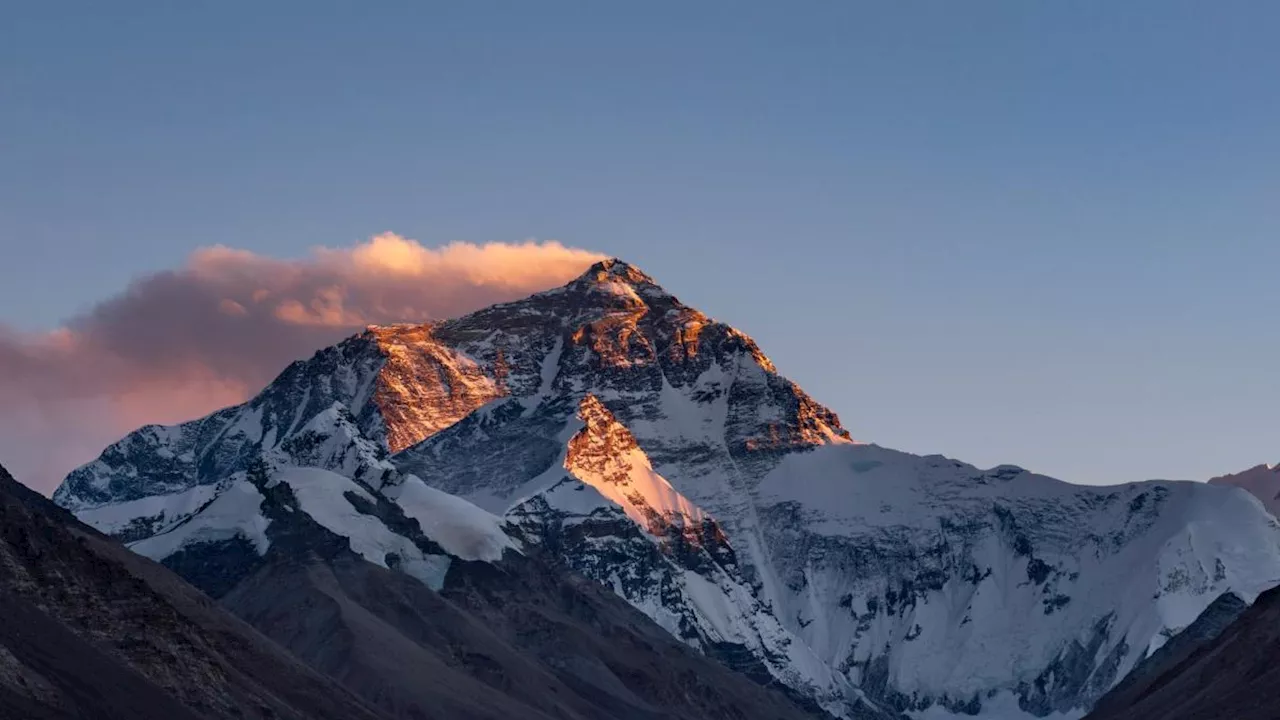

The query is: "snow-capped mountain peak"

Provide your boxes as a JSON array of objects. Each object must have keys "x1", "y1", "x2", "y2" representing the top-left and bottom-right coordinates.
[
  {"x1": 53, "y1": 260, "x2": 1280, "y2": 720},
  {"x1": 569, "y1": 257, "x2": 663, "y2": 293}
]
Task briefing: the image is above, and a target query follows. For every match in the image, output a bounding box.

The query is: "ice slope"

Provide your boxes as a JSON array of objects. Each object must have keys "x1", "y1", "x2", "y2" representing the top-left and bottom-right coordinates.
[
  {"x1": 55, "y1": 258, "x2": 1280, "y2": 719},
  {"x1": 748, "y1": 443, "x2": 1280, "y2": 713},
  {"x1": 271, "y1": 466, "x2": 453, "y2": 589},
  {"x1": 130, "y1": 478, "x2": 271, "y2": 562},
  {"x1": 76, "y1": 481, "x2": 224, "y2": 542},
  {"x1": 384, "y1": 475, "x2": 517, "y2": 562}
]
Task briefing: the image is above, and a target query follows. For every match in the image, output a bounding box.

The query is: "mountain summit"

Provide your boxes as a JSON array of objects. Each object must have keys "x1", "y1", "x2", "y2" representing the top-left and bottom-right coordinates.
[
  {"x1": 571, "y1": 256, "x2": 663, "y2": 289},
  {"x1": 54, "y1": 261, "x2": 1280, "y2": 720}
]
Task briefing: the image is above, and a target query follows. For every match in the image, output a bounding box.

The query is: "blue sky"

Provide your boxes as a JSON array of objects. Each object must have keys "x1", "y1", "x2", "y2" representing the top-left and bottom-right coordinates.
[{"x1": 3, "y1": 2, "x2": 1279, "y2": 485}]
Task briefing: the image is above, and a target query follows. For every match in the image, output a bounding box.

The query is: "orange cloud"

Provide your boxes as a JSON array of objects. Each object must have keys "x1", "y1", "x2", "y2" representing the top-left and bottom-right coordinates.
[{"x1": 0, "y1": 234, "x2": 605, "y2": 493}]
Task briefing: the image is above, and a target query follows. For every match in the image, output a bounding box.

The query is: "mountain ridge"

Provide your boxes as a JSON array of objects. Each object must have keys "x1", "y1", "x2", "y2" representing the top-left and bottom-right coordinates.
[{"x1": 54, "y1": 259, "x2": 1280, "y2": 719}]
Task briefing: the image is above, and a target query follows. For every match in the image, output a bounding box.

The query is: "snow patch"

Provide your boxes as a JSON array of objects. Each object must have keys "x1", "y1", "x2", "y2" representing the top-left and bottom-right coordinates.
[
  {"x1": 274, "y1": 467, "x2": 451, "y2": 589},
  {"x1": 387, "y1": 474, "x2": 519, "y2": 562},
  {"x1": 77, "y1": 483, "x2": 222, "y2": 537},
  {"x1": 130, "y1": 479, "x2": 271, "y2": 560}
]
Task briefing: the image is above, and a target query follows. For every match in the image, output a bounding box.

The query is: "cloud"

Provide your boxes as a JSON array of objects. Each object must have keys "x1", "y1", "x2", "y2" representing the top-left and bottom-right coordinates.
[{"x1": 0, "y1": 234, "x2": 605, "y2": 494}]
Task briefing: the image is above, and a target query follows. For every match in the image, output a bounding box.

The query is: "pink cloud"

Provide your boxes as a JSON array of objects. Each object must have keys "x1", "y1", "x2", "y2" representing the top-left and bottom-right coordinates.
[{"x1": 0, "y1": 234, "x2": 605, "y2": 493}]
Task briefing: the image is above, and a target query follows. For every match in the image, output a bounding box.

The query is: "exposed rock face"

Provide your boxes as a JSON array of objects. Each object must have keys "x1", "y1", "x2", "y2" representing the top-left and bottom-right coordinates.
[
  {"x1": 0, "y1": 460, "x2": 384, "y2": 720},
  {"x1": 1209, "y1": 463, "x2": 1280, "y2": 517},
  {"x1": 55, "y1": 259, "x2": 1280, "y2": 719},
  {"x1": 368, "y1": 324, "x2": 506, "y2": 452}
]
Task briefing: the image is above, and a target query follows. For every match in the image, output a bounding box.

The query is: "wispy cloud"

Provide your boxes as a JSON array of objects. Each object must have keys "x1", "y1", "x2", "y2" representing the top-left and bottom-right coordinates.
[{"x1": 0, "y1": 234, "x2": 605, "y2": 493}]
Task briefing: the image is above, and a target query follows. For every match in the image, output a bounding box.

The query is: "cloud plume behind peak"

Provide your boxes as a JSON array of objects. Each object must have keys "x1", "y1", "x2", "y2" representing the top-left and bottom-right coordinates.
[{"x1": 0, "y1": 234, "x2": 605, "y2": 493}]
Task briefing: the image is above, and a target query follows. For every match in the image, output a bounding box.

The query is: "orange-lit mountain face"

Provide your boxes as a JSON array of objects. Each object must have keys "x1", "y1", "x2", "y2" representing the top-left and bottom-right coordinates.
[
  {"x1": 55, "y1": 259, "x2": 848, "y2": 508},
  {"x1": 52, "y1": 259, "x2": 1280, "y2": 720},
  {"x1": 366, "y1": 258, "x2": 849, "y2": 456},
  {"x1": 365, "y1": 324, "x2": 504, "y2": 453}
]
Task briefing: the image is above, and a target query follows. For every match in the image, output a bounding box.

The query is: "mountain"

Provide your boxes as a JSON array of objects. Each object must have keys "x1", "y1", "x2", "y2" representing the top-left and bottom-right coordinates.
[
  {"x1": 1083, "y1": 584, "x2": 1280, "y2": 720},
  {"x1": 55, "y1": 259, "x2": 1280, "y2": 719},
  {"x1": 0, "y1": 459, "x2": 385, "y2": 720},
  {"x1": 1209, "y1": 463, "x2": 1280, "y2": 517}
]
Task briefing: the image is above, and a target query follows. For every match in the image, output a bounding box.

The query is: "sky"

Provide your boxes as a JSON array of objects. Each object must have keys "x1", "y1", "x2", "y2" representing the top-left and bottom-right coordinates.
[{"x1": 2, "y1": 2, "x2": 1279, "y2": 492}]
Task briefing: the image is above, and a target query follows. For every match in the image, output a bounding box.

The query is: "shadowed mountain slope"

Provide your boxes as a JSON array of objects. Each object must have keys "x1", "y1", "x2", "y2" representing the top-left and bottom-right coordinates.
[
  {"x1": 0, "y1": 460, "x2": 384, "y2": 720},
  {"x1": 1085, "y1": 585, "x2": 1280, "y2": 720}
]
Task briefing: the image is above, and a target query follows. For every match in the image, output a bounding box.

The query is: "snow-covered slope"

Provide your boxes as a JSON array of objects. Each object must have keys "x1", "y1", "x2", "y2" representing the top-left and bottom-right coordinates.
[
  {"x1": 501, "y1": 394, "x2": 864, "y2": 717},
  {"x1": 751, "y1": 444, "x2": 1280, "y2": 716},
  {"x1": 52, "y1": 326, "x2": 493, "y2": 509},
  {"x1": 54, "y1": 259, "x2": 1280, "y2": 720},
  {"x1": 385, "y1": 474, "x2": 518, "y2": 562},
  {"x1": 64, "y1": 412, "x2": 514, "y2": 601}
]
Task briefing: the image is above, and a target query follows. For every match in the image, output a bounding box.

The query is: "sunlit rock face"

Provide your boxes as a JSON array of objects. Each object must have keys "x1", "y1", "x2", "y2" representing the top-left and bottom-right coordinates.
[
  {"x1": 503, "y1": 395, "x2": 859, "y2": 716},
  {"x1": 54, "y1": 258, "x2": 1280, "y2": 720},
  {"x1": 367, "y1": 324, "x2": 505, "y2": 452}
]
